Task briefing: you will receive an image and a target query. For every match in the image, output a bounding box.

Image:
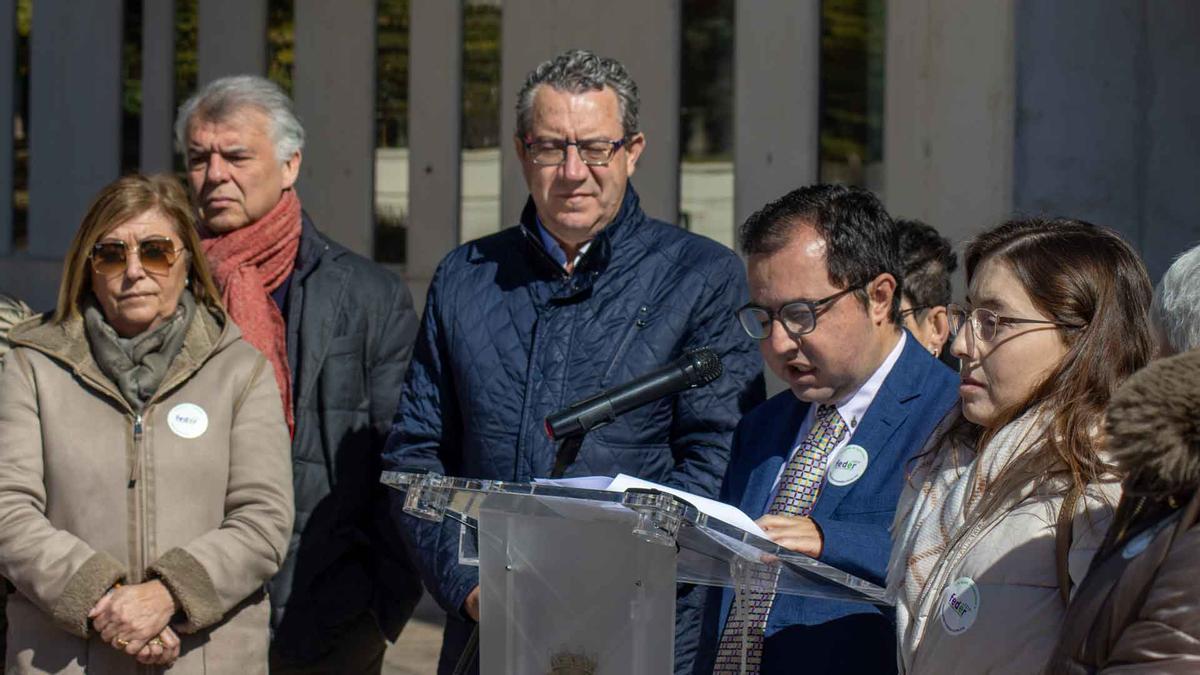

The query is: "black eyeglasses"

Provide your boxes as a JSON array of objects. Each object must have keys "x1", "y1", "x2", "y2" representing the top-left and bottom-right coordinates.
[
  {"x1": 90, "y1": 238, "x2": 183, "y2": 277},
  {"x1": 947, "y1": 304, "x2": 1085, "y2": 343},
  {"x1": 523, "y1": 138, "x2": 628, "y2": 166},
  {"x1": 737, "y1": 285, "x2": 865, "y2": 340},
  {"x1": 899, "y1": 304, "x2": 931, "y2": 320}
]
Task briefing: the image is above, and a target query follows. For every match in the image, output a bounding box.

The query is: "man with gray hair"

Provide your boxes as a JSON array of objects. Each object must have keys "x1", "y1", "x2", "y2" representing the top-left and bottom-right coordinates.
[
  {"x1": 177, "y1": 75, "x2": 421, "y2": 673},
  {"x1": 1152, "y1": 243, "x2": 1200, "y2": 356},
  {"x1": 383, "y1": 49, "x2": 764, "y2": 674}
]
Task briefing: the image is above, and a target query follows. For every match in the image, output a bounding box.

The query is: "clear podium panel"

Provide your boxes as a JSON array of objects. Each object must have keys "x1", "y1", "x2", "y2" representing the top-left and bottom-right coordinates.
[
  {"x1": 382, "y1": 471, "x2": 888, "y2": 605},
  {"x1": 477, "y1": 493, "x2": 675, "y2": 675}
]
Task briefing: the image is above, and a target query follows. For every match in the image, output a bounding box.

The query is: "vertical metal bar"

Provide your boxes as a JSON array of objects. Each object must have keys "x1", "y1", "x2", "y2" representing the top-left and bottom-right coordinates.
[
  {"x1": 407, "y1": 0, "x2": 463, "y2": 306},
  {"x1": 198, "y1": 0, "x2": 268, "y2": 84},
  {"x1": 733, "y1": 0, "x2": 820, "y2": 234},
  {"x1": 141, "y1": 0, "x2": 176, "y2": 173},
  {"x1": 500, "y1": 0, "x2": 681, "y2": 228},
  {"x1": 28, "y1": 0, "x2": 123, "y2": 258},
  {"x1": 293, "y1": 0, "x2": 377, "y2": 256}
]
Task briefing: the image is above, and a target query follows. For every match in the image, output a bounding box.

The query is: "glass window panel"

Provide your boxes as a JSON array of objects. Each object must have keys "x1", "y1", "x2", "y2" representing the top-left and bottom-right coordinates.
[
  {"x1": 679, "y1": 0, "x2": 734, "y2": 250},
  {"x1": 374, "y1": 0, "x2": 409, "y2": 264},
  {"x1": 819, "y1": 0, "x2": 885, "y2": 191},
  {"x1": 460, "y1": 0, "x2": 501, "y2": 245}
]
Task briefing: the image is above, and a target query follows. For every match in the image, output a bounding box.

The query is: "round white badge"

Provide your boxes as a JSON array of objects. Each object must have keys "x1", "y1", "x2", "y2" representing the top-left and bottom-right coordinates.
[
  {"x1": 939, "y1": 576, "x2": 980, "y2": 635},
  {"x1": 167, "y1": 403, "x2": 208, "y2": 439},
  {"x1": 826, "y1": 444, "x2": 869, "y2": 486},
  {"x1": 1122, "y1": 528, "x2": 1156, "y2": 560}
]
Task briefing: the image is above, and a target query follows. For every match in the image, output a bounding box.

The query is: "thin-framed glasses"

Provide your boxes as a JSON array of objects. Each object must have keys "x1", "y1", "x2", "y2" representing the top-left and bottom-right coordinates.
[
  {"x1": 90, "y1": 238, "x2": 183, "y2": 277},
  {"x1": 523, "y1": 138, "x2": 628, "y2": 166},
  {"x1": 899, "y1": 304, "x2": 931, "y2": 320},
  {"x1": 737, "y1": 285, "x2": 865, "y2": 340},
  {"x1": 947, "y1": 303, "x2": 1084, "y2": 343}
]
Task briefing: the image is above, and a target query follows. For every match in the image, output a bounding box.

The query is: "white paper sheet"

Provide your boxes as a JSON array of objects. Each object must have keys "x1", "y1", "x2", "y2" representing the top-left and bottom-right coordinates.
[
  {"x1": 534, "y1": 474, "x2": 768, "y2": 538},
  {"x1": 607, "y1": 474, "x2": 768, "y2": 539}
]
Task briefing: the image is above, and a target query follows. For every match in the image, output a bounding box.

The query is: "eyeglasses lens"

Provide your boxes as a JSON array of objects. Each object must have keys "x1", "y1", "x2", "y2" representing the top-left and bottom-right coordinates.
[
  {"x1": 91, "y1": 244, "x2": 127, "y2": 276},
  {"x1": 91, "y1": 240, "x2": 178, "y2": 277},
  {"x1": 528, "y1": 140, "x2": 619, "y2": 166},
  {"x1": 778, "y1": 303, "x2": 816, "y2": 336},
  {"x1": 138, "y1": 240, "x2": 177, "y2": 275},
  {"x1": 737, "y1": 307, "x2": 771, "y2": 339},
  {"x1": 976, "y1": 310, "x2": 998, "y2": 342}
]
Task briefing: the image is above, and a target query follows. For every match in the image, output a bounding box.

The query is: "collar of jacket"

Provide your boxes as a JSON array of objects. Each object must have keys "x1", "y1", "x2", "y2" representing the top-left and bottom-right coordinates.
[
  {"x1": 294, "y1": 211, "x2": 331, "y2": 284},
  {"x1": 516, "y1": 181, "x2": 645, "y2": 302},
  {"x1": 9, "y1": 300, "x2": 235, "y2": 410}
]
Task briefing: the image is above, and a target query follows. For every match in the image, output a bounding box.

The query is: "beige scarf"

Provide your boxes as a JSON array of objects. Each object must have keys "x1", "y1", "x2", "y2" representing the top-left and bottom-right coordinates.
[{"x1": 887, "y1": 405, "x2": 1049, "y2": 671}]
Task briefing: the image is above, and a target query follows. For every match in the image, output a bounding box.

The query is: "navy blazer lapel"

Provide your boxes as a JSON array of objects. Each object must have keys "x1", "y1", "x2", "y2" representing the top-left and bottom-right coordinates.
[
  {"x1": 811, "y1": 335, "x2": 927, "y2": 519},
  {"x1": 742, "y1": 395, "x2": 810, "y2": 518}
]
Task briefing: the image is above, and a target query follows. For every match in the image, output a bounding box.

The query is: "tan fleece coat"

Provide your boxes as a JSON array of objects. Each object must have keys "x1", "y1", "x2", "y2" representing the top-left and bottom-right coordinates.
[{"x1": 0, "y1": 305, "x2": 293, "y2": 674}]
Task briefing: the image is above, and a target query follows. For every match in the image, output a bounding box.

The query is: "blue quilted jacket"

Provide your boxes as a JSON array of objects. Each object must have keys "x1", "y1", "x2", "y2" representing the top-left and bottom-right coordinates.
[{"x1": 383, "y1": 185, "x2": 764, "y2": 673}]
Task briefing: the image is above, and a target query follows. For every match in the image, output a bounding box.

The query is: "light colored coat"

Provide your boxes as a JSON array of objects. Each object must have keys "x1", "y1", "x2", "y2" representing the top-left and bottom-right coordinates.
[
  {"x1": 0, "y1": 305, "x2": 293, "y2": 674},
  {"x1": 901, "y1": 483, "x2": 1116, "y2": 673}
]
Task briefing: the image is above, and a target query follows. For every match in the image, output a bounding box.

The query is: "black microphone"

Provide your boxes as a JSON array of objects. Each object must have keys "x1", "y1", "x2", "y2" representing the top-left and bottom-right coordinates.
[{"x1": 544, "y1": 348, "x2": 723, "y2": 441}]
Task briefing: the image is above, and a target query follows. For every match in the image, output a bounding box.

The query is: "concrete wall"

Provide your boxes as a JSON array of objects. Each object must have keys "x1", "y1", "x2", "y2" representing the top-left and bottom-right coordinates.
[
  {"x1": 499, "y1": 0, "x2": 682, "y2": 229},
  {"x1": 734, "y1": 0, "x2": 820, "y2": 231},
  {"x1": 1014, "y1": 0, "x2": 1200, "y2": 281},
  {"x1": 4, "y1": 0, "x2": 1199, "y2": 315},
  {"x1": 294, "y1": 0, "x2": 377, "y2": 257},
  {"x1": 883, "y1": 0, "x2": 1016, "y2": 251}
]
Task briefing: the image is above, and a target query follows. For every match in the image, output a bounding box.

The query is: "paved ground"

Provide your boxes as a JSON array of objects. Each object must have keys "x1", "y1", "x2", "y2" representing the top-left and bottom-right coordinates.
[{"x1": 383, "y1": 594, "x2": 445, "y2": 674}]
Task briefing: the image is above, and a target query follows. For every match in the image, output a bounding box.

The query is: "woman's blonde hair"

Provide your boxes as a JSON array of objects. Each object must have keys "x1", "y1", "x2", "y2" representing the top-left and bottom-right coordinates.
[{"x1": 55, "y1": 174, "x2": 222, "y2": 323}]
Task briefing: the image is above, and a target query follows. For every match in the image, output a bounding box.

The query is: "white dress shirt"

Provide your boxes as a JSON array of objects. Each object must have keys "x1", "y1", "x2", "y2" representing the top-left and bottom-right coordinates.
[{"x1": 768, "y1": 331, "x2": 907, "y2": 498}]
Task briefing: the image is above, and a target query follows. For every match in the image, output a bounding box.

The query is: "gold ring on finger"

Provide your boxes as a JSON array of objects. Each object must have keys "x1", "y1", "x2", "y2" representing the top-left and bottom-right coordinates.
[
  {"x1": 115, "y1": 638, "x2": 129, "y2": 648},
  {"x1": 149, "y1": 638, "x2": 164, "y2": 647}
]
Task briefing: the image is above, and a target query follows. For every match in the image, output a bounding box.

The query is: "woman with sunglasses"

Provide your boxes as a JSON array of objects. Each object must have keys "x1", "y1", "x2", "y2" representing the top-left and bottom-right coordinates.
[
  {"x1": 886, "y1": 218, "x2": 1153, "y2": 673},
  {"x1": 0, "y1": 174, "x2": 292, "y2": 673}
]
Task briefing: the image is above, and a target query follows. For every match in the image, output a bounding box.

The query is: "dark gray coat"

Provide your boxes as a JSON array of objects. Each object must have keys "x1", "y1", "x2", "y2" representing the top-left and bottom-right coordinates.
[{"x1": 269, "y1": 216, "x2": 421, "y2": 662}]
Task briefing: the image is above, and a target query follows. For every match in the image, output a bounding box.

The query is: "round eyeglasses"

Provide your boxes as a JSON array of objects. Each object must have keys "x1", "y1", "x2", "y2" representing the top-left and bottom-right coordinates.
[
  {"x1": 736, "y1": 285, "x2": 865, "y2": 340},
  {"x1": 523, "y1": 138, "x2": 627, "y2": 166},
  {"x1": 947, "y1": 304, "x2": 1084, "y2": 343},
  {"x1": 90, "y1": 238, "x2": 183, "y2": 277}
]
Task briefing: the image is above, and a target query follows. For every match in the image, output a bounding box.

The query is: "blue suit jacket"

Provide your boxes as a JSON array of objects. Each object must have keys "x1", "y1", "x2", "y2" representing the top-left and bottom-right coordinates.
[{"x1": 694, "y1": 333, "x2": 959, "y2": 674}]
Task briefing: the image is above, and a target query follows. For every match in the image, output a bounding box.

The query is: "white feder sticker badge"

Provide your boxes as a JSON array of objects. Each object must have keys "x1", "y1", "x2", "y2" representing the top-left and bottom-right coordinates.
[
  {"x1": 940, "y1": 577, "x2": 980, "y2": 635},
  {"x1": 168, "y1": 403, "x2": 209, "y2": 439},
  {"x1": 826, "y1": 444, "x2": 869, "y2": 486}
]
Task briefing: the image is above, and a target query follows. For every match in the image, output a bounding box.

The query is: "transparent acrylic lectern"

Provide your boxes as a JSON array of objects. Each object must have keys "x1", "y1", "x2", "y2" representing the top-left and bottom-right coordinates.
[{"x1": 382, "y1": 471, "x2": 888, "y2": 675}]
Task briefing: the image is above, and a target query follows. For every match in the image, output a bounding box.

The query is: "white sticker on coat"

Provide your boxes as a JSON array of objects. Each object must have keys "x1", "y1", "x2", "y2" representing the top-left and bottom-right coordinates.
[
  {"x1": 167, "y1": 403, "x2": 208, "y2": 439},
  {"x1": 940, "y1": 576, "x2": 980, "y2": 635},
  {"x1": 1122, "y1": 529, "x2": 1156, "y2": 560},
  {"x1": 826, "y1": 444, "x2": 869, "y2": 486}
]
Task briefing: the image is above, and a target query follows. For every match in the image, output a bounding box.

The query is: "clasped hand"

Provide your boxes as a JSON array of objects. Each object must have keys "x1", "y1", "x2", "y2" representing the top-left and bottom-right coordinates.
[
  {"x1": 757, "y1": 514, "x2": 824, "y2": 558},
  {"x1": 88, "y1": 580, "x2": 181, "y2": 665}
]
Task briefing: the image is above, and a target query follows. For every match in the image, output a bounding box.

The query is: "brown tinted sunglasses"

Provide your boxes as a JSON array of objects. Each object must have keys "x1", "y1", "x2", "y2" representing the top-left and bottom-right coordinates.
[{"x1": 90, "y1": 238, "x2": 184, "y2": 277}]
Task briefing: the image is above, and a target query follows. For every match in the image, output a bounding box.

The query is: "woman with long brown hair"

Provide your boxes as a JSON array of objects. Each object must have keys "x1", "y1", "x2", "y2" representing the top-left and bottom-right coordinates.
[{"x1": 886, "y1": 218, "x2": 1153, "y2": 673}]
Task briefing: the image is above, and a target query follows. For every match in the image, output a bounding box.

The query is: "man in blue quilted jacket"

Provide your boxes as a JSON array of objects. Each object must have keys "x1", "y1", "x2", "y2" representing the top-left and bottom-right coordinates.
[{"x1": 383, "y1": 49, "x2": 764, "y2": 674}]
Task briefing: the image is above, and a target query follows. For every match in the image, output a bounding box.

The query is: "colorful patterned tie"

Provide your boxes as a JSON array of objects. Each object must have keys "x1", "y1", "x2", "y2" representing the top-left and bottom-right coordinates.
[{"x1": 712, "y1": 404, "x2": 848, "y2": 674}]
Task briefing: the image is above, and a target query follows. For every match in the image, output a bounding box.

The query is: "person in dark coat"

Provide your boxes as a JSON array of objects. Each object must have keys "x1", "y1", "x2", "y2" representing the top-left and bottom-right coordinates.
[
  {"x1": 383, "y1": 49, "x2": 765, "y2": 675},
  {"x1": 175, "y1": 75, "x2": 421, "y2": 673},
  {"x1": 1047, "y1": 348, "x2": 1200, "y2": 672}
]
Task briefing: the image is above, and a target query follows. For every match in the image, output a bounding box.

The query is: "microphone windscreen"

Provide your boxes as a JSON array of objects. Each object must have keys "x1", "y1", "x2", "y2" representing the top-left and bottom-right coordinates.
[{"x1": 683, "y1": 348, "x2": 723, "y2": 387}]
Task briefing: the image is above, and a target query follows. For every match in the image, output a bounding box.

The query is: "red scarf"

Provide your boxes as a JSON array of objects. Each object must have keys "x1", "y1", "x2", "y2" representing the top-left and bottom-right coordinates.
[{"x1": 201, "y1": 190, "x2": 301, "y2": 437}]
